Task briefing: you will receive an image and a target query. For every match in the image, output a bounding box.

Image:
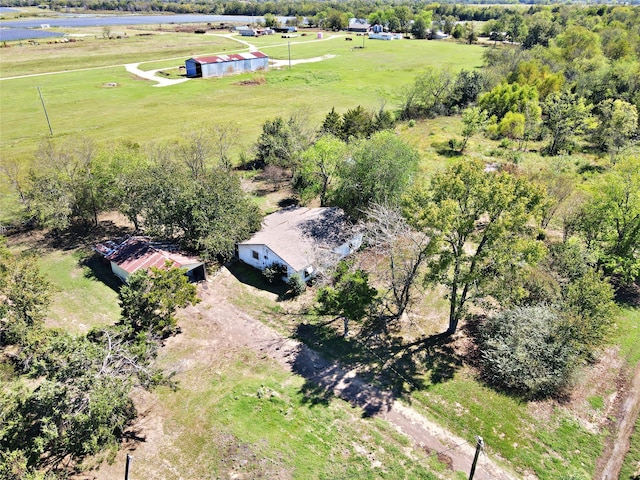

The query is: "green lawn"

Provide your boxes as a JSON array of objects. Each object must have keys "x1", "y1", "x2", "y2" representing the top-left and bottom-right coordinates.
[
  {"x1": 0, "y1": 30, "x2": 240, "y2": 78},
  {"x1": 152, "y1": 345, "x2": 451, "y2": 479},
  {"x1": 409, "y1": 372, "x2": 602, "y2": 480},
  {"x1": 620, "y1": 416, "x2": 640, "y2": 480},
  {"x1": 614, "y1": 307, "x2": 640, "y2": 366},
  {"x1": 37, "y1": 248, "x2": 121, "y2": 334},
  {"x1": 0, "y1": 33, "x2": 485, "y2": 165}
]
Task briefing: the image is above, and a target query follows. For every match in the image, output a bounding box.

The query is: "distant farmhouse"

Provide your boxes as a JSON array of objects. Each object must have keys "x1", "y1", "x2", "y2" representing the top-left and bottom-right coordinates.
[
  {"x1": 95, "y1": 236, "x2": 206, "y2": 284},
  {"x1": 348, "y1": 18, "x2": 370, "y2": 33},
  {"x1": 185, "y1": 52, "x2": 269, "y2": 78},
  {"x1": 237, "y1": 207, "x2": 362, "y2": 282}
]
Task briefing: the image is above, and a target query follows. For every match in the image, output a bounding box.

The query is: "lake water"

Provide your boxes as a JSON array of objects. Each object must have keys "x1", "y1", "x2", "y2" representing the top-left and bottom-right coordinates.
[
  {"x1": 1, "y1": 27, "x2": 64, "y2": 41},
  {"x1": 0, "y1": 13, "x2": 291, "y2": 41}
]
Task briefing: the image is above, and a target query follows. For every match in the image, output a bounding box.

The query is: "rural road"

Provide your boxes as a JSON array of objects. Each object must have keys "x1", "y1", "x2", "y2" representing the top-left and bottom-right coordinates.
[{"x1": 180, "y1": 266, "x2": 520, "y2": 480}]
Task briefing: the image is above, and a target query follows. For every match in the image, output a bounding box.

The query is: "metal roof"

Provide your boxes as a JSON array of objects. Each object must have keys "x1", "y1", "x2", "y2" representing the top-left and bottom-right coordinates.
[
  {"x1": 100, "y1": 236, "x2": 202, "y2": 276},
  {"x1": 191, "y1": 51, "x2": 268, "y2": 65}
]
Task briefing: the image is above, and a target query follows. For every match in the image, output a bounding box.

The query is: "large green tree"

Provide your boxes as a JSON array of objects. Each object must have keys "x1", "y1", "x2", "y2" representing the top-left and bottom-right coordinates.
[
  {"x1": 592, "y1": 99, "x2": 638, "y2": 159},
  {"x1": 23, "y1": 139, "x2": 116, "y2": 230},
  {"x1": 404, "y1": 160, "x2": 546, "y2": 335},
  {"x1": 119, "y1": 264, "x2": 199, "y2": 337},
  {"x1": 543, "y1": 90, "x2": 594, "y2": 156},
  {"x1": 478, "y1": 82, "x2": 540, "y2": 122},
  {"x1": 333, "y1": 131, "x2": 420, "y2": 218},
  {"x1": 399, "y1": 68, "x2": 455, "y2": 119},
  {"x1": 570, "y1": 156, "x2": 640, "y2": 284},
  {"x1": 316, "y1": 261, "x2": 378, "y2": 337},
  {"x1": 0, "y1": 245, "x2": 51, "y2": 345},
  {"x1": 254, "y1": 114, "x2": 313, "y2": 169},
  {"x1": 122, "y1": 162, "x2": 261, "y2": 261},
  {"x1": 293, "y1": 134, "x2": 348, "y2": 206}
]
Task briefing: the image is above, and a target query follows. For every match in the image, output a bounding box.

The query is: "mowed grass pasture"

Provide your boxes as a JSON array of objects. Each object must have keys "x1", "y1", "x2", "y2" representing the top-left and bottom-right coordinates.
[
  {"x1": 3, "y1": 25, "x2": 640, "y2": 479},
  {"x1": 0, "y1": 28, "x2": 485, "y2": 166}
]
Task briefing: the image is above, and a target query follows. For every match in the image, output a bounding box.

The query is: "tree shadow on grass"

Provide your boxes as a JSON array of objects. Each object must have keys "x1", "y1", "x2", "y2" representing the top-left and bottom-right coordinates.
[
  {"x1": 380, "y1": 332, "x2": 462, "y2": 395},
  {"x1": 432, "y1": 141, "x2": 464, "y2": 158},
  {"x1": 614, "y1": 280, "x2": 640, "y2": 307},
  {"x1": 291, "y1": 333, "x2": 394, "y2": 417},
  {"x1": 291, "y1": 322, "x2": 463, "y2": 417}
]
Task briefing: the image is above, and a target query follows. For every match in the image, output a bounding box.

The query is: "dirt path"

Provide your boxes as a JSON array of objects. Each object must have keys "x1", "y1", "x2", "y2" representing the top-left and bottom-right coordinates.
[
  {"x1": 123, "y1": 63, "x2": 188, "y2": 87},
  {"x1": 177, "y1": 267, "x2": 519, "y2": 480},
  {"x1": 596, "y1": 360, "x2": 640, "y2": 480}
]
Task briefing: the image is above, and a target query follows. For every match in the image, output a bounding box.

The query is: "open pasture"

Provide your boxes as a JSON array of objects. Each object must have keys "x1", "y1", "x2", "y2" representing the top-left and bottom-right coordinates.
[{"x1": 0, "y1": 30, "x2": 485, "y2": 166}]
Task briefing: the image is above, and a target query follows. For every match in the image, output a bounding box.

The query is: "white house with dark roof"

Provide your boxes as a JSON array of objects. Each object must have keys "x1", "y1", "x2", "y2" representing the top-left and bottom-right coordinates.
[{"x1": 237, "y1": 207, "x2": 362, "y2": 282}]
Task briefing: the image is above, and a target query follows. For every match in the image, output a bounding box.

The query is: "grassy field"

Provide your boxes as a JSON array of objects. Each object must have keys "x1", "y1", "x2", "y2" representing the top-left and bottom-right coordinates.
[
  {"x1": 37, "y1": 248, "x2": 121, "y2": 333},
  {"x1": 620, "y1": 415, "x2": 640, "y2": 479},
  {"x1": 614, "y1": 307, "x2": 640, "y2": 365},
  {"x1": 146, "y1": 344, "x2": 451, "y2": 479},
  {"x1": 0, "y1": 31, "x2": 485, "y2": 165}
]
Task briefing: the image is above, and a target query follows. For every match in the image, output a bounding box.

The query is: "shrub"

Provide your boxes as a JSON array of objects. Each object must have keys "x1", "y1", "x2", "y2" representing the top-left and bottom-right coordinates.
[
  {"x1": 448, "y1": 138, "x2": 462, "y2": 151},
  {"x1": 287, "y1": 273, "x2": 306, "y2": 296},
  {"x1": 479, "y1": 305, "x2": 575, "y2": 398},
  {"x1": 263, "y1": 263, "x2": 287, "y2": 284}
]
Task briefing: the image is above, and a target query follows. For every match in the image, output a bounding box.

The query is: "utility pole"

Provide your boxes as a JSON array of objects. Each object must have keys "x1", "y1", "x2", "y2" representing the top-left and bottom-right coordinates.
[
  {"x1": 124, "y1": 454, "x2": 133, "y2": 480},
  {"x1": 37, "y1": 86, "x2": 53, "y2": 136},
  {"x1": 468, "y1": 436, "x2": 484, "y2": 480}
]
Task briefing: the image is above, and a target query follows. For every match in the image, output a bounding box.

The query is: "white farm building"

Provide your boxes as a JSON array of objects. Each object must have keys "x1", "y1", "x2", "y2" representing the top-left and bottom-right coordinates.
[
  {"x1": 185, "y1": 52, "x2": 268, "y2": 78},
  {"x1": 237, "y1": 207, "x2": 362, "y2": 282}
]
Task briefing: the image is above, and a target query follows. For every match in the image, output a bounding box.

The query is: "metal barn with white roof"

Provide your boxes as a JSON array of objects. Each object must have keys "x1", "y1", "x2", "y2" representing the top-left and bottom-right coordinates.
[{"x1": 185, "y1": 52, "x2": 269, "y2": 78}]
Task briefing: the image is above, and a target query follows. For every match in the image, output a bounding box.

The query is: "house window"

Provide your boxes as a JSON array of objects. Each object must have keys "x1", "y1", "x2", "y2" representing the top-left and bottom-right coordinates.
[{"x1": 252, "y1": 250, "x2": 259, "y2": 260}]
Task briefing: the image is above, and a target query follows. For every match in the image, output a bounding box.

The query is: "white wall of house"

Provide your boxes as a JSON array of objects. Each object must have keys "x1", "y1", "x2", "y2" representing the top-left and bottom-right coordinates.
[
  {"x1": 237, "y1": 244, "x2": 313, "y2": 281},
  {"x1": 238, "y1": 244, "x2": 284, "y2": 272}
]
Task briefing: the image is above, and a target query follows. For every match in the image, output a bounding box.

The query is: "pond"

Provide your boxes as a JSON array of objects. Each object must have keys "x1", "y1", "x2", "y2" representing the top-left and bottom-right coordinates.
[{"x1": 0, "y1": 13, "x2": 293, "y2": 41}]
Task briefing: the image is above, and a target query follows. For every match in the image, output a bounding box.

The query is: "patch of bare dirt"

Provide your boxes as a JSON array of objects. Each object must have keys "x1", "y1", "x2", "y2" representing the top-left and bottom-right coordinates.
[
  {"x1": 82, "y1": 266, "x2": 517, "y2": 480},
  {"x1": 234, "y1": 77, "x2": 266, "y2": 86},
  {"x1": 527, "y1": 348, "x2": 625, "y2": 432},
  {"x1": 595, "y1": 361, "x2": 640, "y2": 480}
]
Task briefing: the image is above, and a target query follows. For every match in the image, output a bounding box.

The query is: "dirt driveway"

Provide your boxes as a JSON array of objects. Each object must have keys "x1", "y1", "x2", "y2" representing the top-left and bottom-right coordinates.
[{"x1": 172, "y1": 267, "x2": 519, "y2": 480}]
